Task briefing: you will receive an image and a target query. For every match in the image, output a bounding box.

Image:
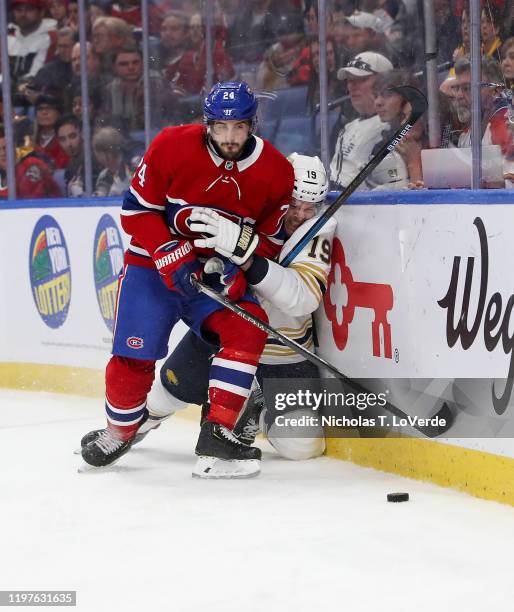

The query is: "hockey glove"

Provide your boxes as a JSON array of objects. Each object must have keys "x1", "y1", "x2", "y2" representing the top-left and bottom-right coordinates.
[
  {"x1": 152, "y1": 239, "x2": 201, "y2": 298},
  {"x1": 189, "y1": 209, "x2": 259, "y2": 265},
  {"x1": 203, "y1": 256, "x2": 247, "y2": 302}
]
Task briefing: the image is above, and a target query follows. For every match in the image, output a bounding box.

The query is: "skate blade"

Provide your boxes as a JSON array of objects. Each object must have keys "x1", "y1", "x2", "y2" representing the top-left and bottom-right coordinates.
[
  {"x1": 77, "y1": 456, "x2": 125, "y2": 473},
  {"x1": 192, "y1": 456, "x2": 261, "y2": 479},
  {"x1": 77, "y1": 462, "x2": 114, "y2": 474}
]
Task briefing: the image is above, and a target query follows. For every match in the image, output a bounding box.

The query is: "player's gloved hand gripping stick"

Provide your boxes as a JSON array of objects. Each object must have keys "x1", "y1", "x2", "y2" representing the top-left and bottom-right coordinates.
[
  {"x1": 152, "y1": 239, "x2": 202, "y2": 298},
  {"x1": 203, "y1": 256, "x2": 247, "y2": 301},
  {"x1": 191, "y1": 209, "x2": 259, "y2": 265}
]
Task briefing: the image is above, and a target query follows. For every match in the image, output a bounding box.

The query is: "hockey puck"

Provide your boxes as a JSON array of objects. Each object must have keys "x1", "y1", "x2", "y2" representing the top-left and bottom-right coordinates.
[{"x1": 387, "y1": 492, "x2": 409, "y2": 503}]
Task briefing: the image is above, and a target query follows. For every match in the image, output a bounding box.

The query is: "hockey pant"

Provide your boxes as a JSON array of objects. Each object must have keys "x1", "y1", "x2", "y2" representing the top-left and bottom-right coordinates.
[
  {"x1": 156, "y1": 329, "x2": 326, "y2": 460},
  {"x1": 105, "y1": 264, "x2": 267, "y2": 439}
]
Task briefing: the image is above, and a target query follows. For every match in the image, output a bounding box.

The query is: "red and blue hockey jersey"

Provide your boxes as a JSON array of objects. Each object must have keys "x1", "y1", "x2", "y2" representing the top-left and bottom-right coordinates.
[{"x1": 121, "y1": 124, "x2": 294, "y2": 267}]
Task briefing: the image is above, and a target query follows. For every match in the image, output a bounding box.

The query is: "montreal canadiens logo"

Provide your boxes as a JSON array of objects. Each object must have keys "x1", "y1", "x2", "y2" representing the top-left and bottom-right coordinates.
[
  {"x1": 29, "y1": 215, "x2": 72, "y2": 329},
  {"x1": 93, "y1": 214, "x2": 124, "y2": 331},
  {"x1": 127, "y1": 336, "x2": 144, "y2": 349}
]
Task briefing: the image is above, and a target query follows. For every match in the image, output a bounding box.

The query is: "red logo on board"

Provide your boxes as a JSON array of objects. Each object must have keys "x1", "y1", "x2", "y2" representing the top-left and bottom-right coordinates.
[{"x1": 324, "y1": 238, "x2": 394, "y2": 358}]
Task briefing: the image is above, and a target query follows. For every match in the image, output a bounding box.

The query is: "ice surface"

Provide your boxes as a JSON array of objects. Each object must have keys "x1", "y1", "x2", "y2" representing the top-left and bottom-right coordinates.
[{"x1": 1, "y1": 389, "x2": 514, "y2": 612}]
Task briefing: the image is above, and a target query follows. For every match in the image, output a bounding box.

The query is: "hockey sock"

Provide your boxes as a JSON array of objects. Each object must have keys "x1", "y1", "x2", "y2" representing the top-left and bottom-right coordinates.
[
  {"x1": 105, "y1": 356, "x2": 156, "y2": 441},
  {"x1": 203, "y1": 302, "x2": 267, "y2": 429}
]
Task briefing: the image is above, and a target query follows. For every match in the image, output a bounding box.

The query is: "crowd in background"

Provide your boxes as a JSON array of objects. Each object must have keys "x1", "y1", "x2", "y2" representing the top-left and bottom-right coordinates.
[{"x1": 1, "y1": 0, "x2": 514, "y2": 199}]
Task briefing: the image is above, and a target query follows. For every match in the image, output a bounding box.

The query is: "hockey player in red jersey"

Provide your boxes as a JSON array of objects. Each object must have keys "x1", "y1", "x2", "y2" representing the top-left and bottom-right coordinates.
[{"x1": 81, "y1": 81, "x2": 294, "y2": 478}]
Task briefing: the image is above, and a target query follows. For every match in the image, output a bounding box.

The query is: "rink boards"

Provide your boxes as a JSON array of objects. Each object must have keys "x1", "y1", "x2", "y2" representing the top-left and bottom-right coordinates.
[{"x1": 2, "y1": 191, "x2": 514, "y2": 504}]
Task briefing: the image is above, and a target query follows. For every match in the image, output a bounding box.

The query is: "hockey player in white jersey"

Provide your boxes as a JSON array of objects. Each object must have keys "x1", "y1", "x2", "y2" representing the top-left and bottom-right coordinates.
[{"x1": 80, "y1": 153, "x2": 336, "y2": 473}]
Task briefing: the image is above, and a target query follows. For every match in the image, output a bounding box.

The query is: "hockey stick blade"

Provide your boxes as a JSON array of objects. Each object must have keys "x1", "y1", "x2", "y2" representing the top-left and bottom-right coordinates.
[
  {"x1": 281, "y1": 85, "x2": 428, "y2": 267},
  {"x1": 193, "y1": 279, "x2": 451, "y2": 438}
]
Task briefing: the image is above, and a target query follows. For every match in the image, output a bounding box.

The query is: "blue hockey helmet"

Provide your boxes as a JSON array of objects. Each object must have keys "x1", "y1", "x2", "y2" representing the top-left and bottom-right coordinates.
[{"x1": 204, "y1": 81, "x2": 258, "y2": 126}]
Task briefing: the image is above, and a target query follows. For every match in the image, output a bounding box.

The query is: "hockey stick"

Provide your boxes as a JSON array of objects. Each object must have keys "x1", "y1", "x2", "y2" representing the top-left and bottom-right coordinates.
[
  {"x1": 281, "y1": 86, "x2": 428, "y2": 267},
  {"x1": 193, "y1": 278, "x2": 453, "y2": 438}
]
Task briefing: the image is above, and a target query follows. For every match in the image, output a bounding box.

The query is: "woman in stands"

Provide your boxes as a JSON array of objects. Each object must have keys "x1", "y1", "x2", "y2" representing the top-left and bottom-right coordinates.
[
  {"x1": 33, "y1": 95, "x2": 69, "y2": 170},
  {"x1": 306, "y1": 36, "x2": 345, "y2": 113},
  {"x1": 501, "y1": 37, "x2": 514, "y2": 90}
]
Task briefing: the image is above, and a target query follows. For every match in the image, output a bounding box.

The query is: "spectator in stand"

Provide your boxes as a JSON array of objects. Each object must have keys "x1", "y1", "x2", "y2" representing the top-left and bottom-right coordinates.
[
  {"x1": 304, "y1": 0, "x2": 318, "y2": 38},
  {"x1": 288, "y1": 0, "x2": 327, "y2": 88},
  {"x1": 70, "y1": 83, "x2": 102, "y2": 124},
  {"x1": 481, "y1": 6, "x2": 503, "y2": 58},
  {"x1": 433, "y1": 0, "x2": 460, "y2": 65},
  {"x1": 329, "y1": 5, "x2": 351, "y2": 67},
  {"x1": 153, "y1": 11, "x2": 188, "y2": 76},
  {"x1": 501, "y1": 37, "x2": 514, "y2": 89},
  {"x1": 0, "y1": 124, "x2": 61, "y2": 199},
  {"x1": 98, "y1": 47, "x2": 169, "y2": 131},
  {"x1": 226, "y1": 0, "x2": 278, "y2": 63},
  {"x1": 33, "y1": 94, "x2": 69, "y2": 169},
  {"x1": 453, "y1": 6, "x2": 470, "y2": 66},
  {"x1": 110, "y1": 0, "x2": 164, "y2": 35},
  {"x1": 67, "y1": 0, "x2": 79, "y2": 31},
  {"x1": 440, "y1": 6, "x2": 471, "y2": 97},
  {"x1": 454, "y1": 56, "x2": 514, "y2": 187},
  {"x1": 369, "y1": 69, "x2": 422, "y2": 190},
  {"x1": 306, "y1": 37, "x2": 345, "y2": 113},
  {"x1": 91, "y1": 16, "x2": 135, "y2": 76},
  {"x1": 88, "y1": 3, "x2": 107, "y2": 31},
  {"x1": 56, "y1": 115, "x2": 99, "y2": 197},
  {"x1": 64, "y1": 41, "x2": 104, "y2": 115},
  {"x1": 47, "y1": 0, "x2": 69, "y2": 28},
  {"x1": 70, "y1": 41, "x2": 102, "y2": 82},
  {"x1": 25, "y1": 26, "x2": 75, "y2": 104},
  {"x1": 255, "y1": 10, "x2": 307, "y2": 90},
  {"x1": 174, "y1": 12, "x2": 235, "y2": 95},
  {"x1": 7, "y1": 0, "x2": 57, "y2": 100},
  {"x1": 329, "y1": 51, "x2": 393, "y2": 188},
  {"x1": 92, "y1": 127, "x2": 131, "y2": 196},
  {"x1": 358, "y1": 0, "x2": 411, "y2": 60},
  {"x1": 343, "y1": 11, "x2": 396, "y2": 65}
]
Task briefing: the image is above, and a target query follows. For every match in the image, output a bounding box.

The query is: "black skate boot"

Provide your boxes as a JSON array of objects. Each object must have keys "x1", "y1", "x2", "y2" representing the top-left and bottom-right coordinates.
[
  {"x1": 199, "y1": 402, "x2": 210, "y2": 426},
  {"x1": 78, "y1": 412, "x2": 169, "y2": 452},
  {"x1": 233, "y1": 388, "x2": 265, "y2": 445},
  {"x1": 81, "y1": 429, "x2": 134, "y2": 467},
  {"x1": 193, "y1": 420, "x2": 262, "y2": 479}
]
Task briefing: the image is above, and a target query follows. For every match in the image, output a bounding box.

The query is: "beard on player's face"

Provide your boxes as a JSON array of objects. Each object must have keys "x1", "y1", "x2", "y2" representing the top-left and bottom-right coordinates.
[{"x1": 216, "y1": 141, "x2": 245, "y2": 159}]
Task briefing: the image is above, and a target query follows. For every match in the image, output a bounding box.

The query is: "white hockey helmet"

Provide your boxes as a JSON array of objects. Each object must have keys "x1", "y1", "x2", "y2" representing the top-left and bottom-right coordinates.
[{"x1": 288, "y1": 152, "x2": 329, "y2": 204}]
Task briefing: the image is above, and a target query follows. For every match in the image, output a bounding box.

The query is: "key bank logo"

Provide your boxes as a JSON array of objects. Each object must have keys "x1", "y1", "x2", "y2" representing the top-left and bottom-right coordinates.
[
  {"x1": 93, "y1": 214, "x2": 124, "y2": 331},
  {"x1": 29, "y1": 215, "x2": 71, "y2": 328},
  {"x1": 324, "y1": 238, "x2": 394, "y2": 358}
]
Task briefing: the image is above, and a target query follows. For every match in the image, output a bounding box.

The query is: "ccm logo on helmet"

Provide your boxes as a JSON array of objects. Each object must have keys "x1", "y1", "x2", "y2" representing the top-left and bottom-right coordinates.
[{"x1": 127, "y1": 336, "x2": 144, "y2": 349}]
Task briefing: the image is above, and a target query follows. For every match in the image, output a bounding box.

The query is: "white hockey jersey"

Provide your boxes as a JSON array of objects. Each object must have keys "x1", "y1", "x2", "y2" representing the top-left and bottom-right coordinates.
[
  {"x1": 6, "y1": 18, "x2": 56, "y2": 84},
  {"x1": 330, "y1": 114, "x2": 387, "y2": 189},
  {"x1": 251, "y1": 215, "x2": 337, "y2": 364}
]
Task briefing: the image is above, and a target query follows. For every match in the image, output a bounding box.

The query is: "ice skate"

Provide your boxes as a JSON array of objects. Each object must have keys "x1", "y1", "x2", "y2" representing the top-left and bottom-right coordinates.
[
  {"x1": 193, "y1": 420, "x2": 261, "y2": 479},
  {"x1": 80, "y1": 429, "x2": 135, "y2": 468},
  {"x1": 76, "y1": 412, "x2": 169, "y2": 454},
  {"x1": 233, "y1": 388, "x2": 265, "y2": 445}
]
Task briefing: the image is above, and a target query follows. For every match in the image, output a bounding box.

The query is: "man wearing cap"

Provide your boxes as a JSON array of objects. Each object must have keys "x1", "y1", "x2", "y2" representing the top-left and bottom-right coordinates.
[
  {"x1": 329, "y1": 51, "x2": 393, "y2": 189},
  {"x1": 6, "y1": 0, "x2": 57, "y2": 97},
  {"x1": 344, "y1": 11, "x2": 395, "y2": 64}
]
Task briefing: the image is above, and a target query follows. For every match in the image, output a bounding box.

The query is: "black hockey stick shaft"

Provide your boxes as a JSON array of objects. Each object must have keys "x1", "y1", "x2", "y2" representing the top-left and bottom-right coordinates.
[
  {"x1": 193, "y1": 279, "x2": 452, "y2": 437},
  {"x1": 281, "y1": 86, "x2": 428, "y2": 267}
]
